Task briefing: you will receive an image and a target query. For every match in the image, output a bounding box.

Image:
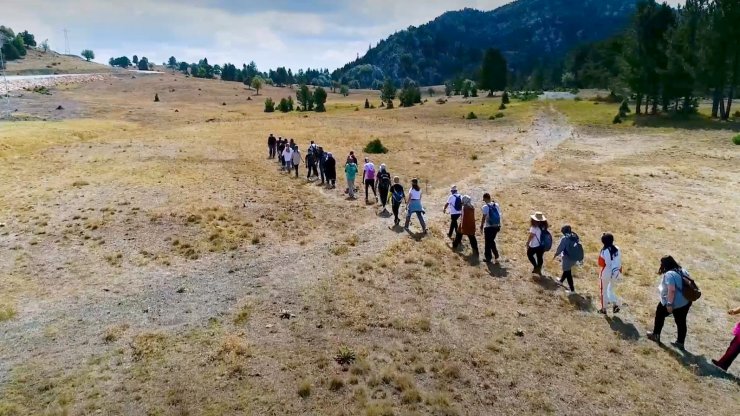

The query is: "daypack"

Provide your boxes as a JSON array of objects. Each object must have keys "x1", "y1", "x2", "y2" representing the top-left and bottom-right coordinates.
[
  {"x1": 365, "y1": 165, "x2": 375, "y2": 179},
  {"x1": 565, "y1": 235, "x2": 584, "y2": 262},
  {"x1": 378, "y1": 172, "x2": 391, "y2": 188},
  {"x1": 676, "y1": 270, "x2": 702, "y2": 302},
  {"x1": 392, "y1": 188, "x2": 404, "y2": 203},
  {"x1": 486, "y1": 203, "x2": 501, "y2": 226},
  {"x1": 538, "y1": 228, "x2": 553, "y2": 251},
  {"x1": 452, "y1": 194, "x2": 462, "y2": 211}
]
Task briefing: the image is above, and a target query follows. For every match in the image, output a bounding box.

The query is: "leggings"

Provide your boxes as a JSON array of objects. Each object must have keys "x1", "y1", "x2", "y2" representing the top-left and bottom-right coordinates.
[
  {"x1": 652, "y1": 302, "x2": 692, "y2": 344},
  {"x1": 392, "y1": 201, "x2": 401, "y2": 222},
  {"x1": 715, "y1": 335, "x2": 740, "y2": 370},
  {"x1": 527, "y1": 247, "x2": 544, "y2": 269},
  {"x1": 560, "y1": 269, "x2": 574, "y2": 291},
  {"x1": 379, "y1": 187, "x2": 389, "y2": 208},
  {"x1": 365, "y1": 179, "x2": 376, "y2": 200}
]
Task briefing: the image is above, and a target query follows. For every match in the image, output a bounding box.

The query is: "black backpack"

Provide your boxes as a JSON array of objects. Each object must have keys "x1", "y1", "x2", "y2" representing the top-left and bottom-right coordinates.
[
  {"x1": 453, "y1": 194, "x2": 462, "y2": 211},
  {"x1": 676, "y1": 270, "x2": 701, "y2": 302}
]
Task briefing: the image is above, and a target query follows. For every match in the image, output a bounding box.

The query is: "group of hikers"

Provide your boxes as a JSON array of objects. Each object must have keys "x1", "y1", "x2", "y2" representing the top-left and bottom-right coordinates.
[{"x1": 265, "y1": 133, "x2": 739, "y2": 373}]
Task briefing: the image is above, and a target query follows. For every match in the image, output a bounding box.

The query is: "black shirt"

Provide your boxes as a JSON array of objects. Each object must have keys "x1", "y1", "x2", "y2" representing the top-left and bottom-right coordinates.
[{"x1": 377, "y1": 171, "x2": 392, "y2": 188}]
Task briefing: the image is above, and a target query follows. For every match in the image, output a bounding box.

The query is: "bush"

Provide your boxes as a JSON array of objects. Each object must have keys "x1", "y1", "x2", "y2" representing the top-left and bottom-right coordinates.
[
  {"x1": 154, "y1": 93, "x2": 159, "y2": 102},
  {"x1": 335, "y1": 345, "x2": 357, "y2": 366},
  {"x1": 386, "y1": 100, "x2": 394, "y2": 109},
  {"x1": 612, "y1": 114, "x2": 622, "y2": 124},
  {"x1": 495, "y1": 112, "x2": 504, "y2": 118},
  {"x1": 574, "y1": 96, "x2": 583, "y2": 102},
  {"x1": 264, "y1": 97, "x2": 275, "y2": 112},
  {"x1": 278, "y1": 98, "x2": 290, "y2": 112},
  {"x1": 365, "y1": 98, "x2": 370, "y2": 109},
  {"x1": 619, "y1": 100, "x2": 631, "y2": 117},
  {"x1": 733, "y1": 110, "x2": 740, "y2": 118},
  {"x1": 466, "y1": 112, "x2": 477, "y2": 119},
  {"x1": 502, "y1": 91, "x2": 510, "y2": 104},
  {"x1": 499, "y1": 103, "x2": 506, "y2": 110},
  {"x1": 364, "y1": 139, "x2": 388, "y2": 154},
  {"x1": 733, "y1": 135, "x2": 740, "y2": 145}
]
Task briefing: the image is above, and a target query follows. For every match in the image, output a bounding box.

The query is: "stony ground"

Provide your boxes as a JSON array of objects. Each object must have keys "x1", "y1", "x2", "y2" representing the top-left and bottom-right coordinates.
[{"x1": 0, "y1": 73, "x2": 738, "y2": 416}]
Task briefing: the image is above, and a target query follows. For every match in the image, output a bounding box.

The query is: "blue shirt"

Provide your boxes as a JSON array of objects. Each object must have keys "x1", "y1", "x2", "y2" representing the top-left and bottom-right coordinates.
[{"x1": 659, "y1": 270, "x2": 689, "y2": 309}]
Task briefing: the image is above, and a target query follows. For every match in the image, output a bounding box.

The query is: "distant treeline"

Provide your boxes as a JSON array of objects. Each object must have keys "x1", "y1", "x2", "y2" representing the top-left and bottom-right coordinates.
[{"x1": 1, "y1": 25, "x2": 46, "y2": 63}]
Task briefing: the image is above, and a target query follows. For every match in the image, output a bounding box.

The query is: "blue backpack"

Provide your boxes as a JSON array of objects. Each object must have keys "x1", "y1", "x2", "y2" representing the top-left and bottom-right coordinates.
[
  {"x1": 486, "y1": 203, "x2": 501, "y2": 226},
  {"x1": 453, "y1": 194, "x2": 462, "y2": 211},
  {"x1": 392, "y1": 187, "x2": 404, "y2": 203},
  {"x1": 538, "y1": 228, "x2": 553, "y2": 251}
]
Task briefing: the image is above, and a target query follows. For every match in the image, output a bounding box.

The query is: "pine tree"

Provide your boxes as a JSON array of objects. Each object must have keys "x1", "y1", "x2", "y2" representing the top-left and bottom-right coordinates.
[
  {"x1": 479, "y1": 48, "x2": 508, "y2": 96},
  {"x1": 380, "y1": 79, "x2": 396, "y2": 107}
]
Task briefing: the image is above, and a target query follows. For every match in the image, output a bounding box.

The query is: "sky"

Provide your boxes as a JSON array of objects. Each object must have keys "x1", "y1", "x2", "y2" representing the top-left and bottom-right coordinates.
[{"x1": 4, "y1": 0, "x2": 686, "y2": 72}]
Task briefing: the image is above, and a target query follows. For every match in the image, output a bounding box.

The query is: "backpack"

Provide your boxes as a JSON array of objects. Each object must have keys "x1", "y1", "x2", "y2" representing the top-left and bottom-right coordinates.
[
  {"x1": 378, "y1": 172, "x2": 391, "y2": 188},
  {"x1": 538, "y1": 228, "x2": 553, "y2": 251},
  {"x1": 565, "y1": 235, "x2": 584, "y2": 262},
  {"x1": 392, "y1": 187, "x2": 404, "y2": 203},
  {"x1": 486, "y1": 203, "x2": 501, "y2": 227},
  {"x1": 365, "y1": 165, "x2": 375, "y2": 179},
  {"x1": 453, "y1": 195, "x2": 462, "y2": 211},
  {"x1": 676, "y1": 270, "x2": 701, "y2": 302}
]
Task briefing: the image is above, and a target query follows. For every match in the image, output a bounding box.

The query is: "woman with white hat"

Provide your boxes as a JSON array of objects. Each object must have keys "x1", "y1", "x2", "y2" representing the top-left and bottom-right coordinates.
[{"x1": 526, "y1": 212, "x2": 548, "y2": 275}]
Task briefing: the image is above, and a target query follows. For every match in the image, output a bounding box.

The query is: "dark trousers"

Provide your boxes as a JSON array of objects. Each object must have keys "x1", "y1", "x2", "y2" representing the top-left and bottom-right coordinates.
[
  {"x1": 365, "y1": 179, "x2": 376, "y2": 200},
  {"x1": 716, "y1": 335, "x2": 740, "y2": 370},
  {"x1": 379, "y1": 187, "x2": 389, "y2": 208},
  {"x1": 527, "y1": 246, "x2": 544, "y2": 269},
  {"x1": 319, "y1": 165, "x2": 325, "y2": 183},
  {"x1": 483, "y1": 226, "x2": 500, "y2": 261},
  {"x1": 448, "y1": 214, "x2": 461, "y2": 237},
  {"x1": 392, "y1": 201, "x2": 401, "y2": 223},
  {"x1": 294, "y1": 164, "x2": 299, "y2": 177},
  {"x1": 307, "y1": 163, "x2": 318, "y2": 178},
  {"x1": 652, "y1": 302, "x2": 692, "y2": 344},
  {"x1": 269, "y1": 145, "x2": 276, "y2": 158},
  {"x1": 453, "y1": 233, "x2": 478, "y2": 253},
  {"x1": 560, "y1": 269, "x2": 574, "y2": 291}
]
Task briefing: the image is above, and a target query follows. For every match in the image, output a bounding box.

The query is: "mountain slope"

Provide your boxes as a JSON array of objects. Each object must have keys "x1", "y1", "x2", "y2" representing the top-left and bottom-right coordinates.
[{"x1": 334, "y1": 0, "x2": 637, "y2": 87}]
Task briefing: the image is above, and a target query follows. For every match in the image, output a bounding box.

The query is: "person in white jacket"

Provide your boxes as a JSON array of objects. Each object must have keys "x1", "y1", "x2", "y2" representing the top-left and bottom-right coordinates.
[
  {"x1": 282, "y1": 145, "x2": 293, "y2": 172},
  {"x1": 598, "y1": 233, "x2": 622, "y2": 315}
]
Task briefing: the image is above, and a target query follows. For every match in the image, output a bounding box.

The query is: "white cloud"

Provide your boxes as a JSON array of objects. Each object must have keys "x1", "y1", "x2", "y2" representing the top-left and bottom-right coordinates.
[{"x1": 2, "y1": 0, "x2": 687, "y2": 71}]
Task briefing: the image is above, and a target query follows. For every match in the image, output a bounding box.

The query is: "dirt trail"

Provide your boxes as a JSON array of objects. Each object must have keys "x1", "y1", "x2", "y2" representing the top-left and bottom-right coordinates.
[{"x1": 0, "y1": 107, "x2": 575, "y2": 386}]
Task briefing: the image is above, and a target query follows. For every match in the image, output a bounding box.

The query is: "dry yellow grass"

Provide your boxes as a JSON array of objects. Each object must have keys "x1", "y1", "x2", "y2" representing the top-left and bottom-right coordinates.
[
  {"x1": 4, "y1": 48, "x2": 112, "y2": 75},
  {"x1": 0, "y1": 71, "x2": 738, "y2": 415}
]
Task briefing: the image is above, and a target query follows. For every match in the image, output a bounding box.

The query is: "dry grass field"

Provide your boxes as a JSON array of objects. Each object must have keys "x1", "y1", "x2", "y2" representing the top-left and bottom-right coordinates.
[
  {"x1": 0, "y1": 72, "x2": 739, "y2": 416},
  {"x1": 4, "y1": 49, "x2": 112, "y2": 76}
]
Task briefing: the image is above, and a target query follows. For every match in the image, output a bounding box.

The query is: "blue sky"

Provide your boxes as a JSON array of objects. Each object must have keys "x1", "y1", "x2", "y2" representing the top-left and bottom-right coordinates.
[{"x1": 5, "y1": 0, "x2": 685, "y2": 72}]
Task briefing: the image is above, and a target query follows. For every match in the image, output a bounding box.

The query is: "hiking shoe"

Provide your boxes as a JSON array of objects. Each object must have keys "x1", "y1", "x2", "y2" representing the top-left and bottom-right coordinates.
[
  {"x1": 646, "y1": 332, "x2": 661, "y2": 343},
  {"x1": 670, "y1": 342, "x2": 685, "y2": 351},
  {"x1": 597, "y1": 309, "x2": 607, "y2": 315},
  {"x1": 613, "y1": 305, "x2": 620, "y2": 314}
]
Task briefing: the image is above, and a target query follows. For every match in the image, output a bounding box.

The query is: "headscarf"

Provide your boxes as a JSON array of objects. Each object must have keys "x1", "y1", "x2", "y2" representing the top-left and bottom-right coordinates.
[{"x1": 461, "y1": 195, "x2": 472, "y2": 207}]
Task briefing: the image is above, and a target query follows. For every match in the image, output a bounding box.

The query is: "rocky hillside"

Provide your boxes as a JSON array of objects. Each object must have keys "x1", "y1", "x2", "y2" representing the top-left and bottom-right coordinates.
[{"x1": 333, "y1": 0, "x2": 637, "y2": 87}]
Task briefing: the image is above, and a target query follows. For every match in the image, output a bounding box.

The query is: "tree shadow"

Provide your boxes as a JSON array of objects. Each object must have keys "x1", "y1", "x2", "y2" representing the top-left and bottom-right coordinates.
[
  {"x1": 659, "y1": 344, "x2": 740, "y2": 383},
  {"x1": 567, "y1": 293, "x2": 595, "y2": 312},
  {"x1": 605, "y1": 316, "x2": 640, "y2": 341},
  {"x1": 485, "y1": 261, "x2": 508, "y2": 278},
  {"x1": 630, "y1": 114, "x2": 740, "y2": 132}
]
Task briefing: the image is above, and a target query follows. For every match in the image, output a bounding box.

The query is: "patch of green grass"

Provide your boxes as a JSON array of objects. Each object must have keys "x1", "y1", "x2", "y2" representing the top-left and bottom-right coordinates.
[
  {"x1": 733, "y1": 134, "x2": 740, "y2": 145},
  {"x1": 0, "y1": 304, "x2": 17, "y2": 321},
  {"x1": 297, "y1": 380, "x2": 311, "y2": 398},
  {"x1": 233, "y1": 304, "x2": 252, "y2": 325}
]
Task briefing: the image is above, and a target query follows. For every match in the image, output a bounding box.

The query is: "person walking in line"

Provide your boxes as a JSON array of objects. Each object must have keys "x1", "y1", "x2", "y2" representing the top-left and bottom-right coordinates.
[
  {"x1": 526, "y1": 212, "x2": 548, "y2": 274},
  {"x1": 346, "y1": 150, "x2": 358, "y2": 165},
  {"x1": 443, "y1": 185, "x2": 462, "y2": 240},
  {"x1": 712, "y1": 306, "x2": 740, "y2": 372},
  {"x1": 325, "y1": 152, "x2": 337, "y2": 189},
  {"x1": 277, "y1": 138, "x2": 286, "y2": 168},
  {"x1": 268, "y1": 133, "x2": 277, "y2": 159},
  {"x1": 306, "y1": 148, "x2": 318, "y2": 180},
  {"x1": 597, "y1": 233, "x2": 622, "y2": 315},
  {"x1": 404, "y1": 178, "x2": 427, "y2": 233},
  {"x1": 317, "y1": 146, "x2": 326, "y2": 185},
  {"x1": 291, "y1": 146, "x2": 302, "y2": 178},
  {"x1": 480, "y1": 193, "x2": 502, "y2": 264},
  {"x1": 390, "y1": 176, "x2": 405, "y2": 225},
  {"x1": 646, "y1": 256, "x2": 693, "y2": 349},
  {"x1": 282, "y1": 144, "x2": 293, "y2": 172},
  {"x1": 363, "y1": 158, "x2": 378, "y2": 203},
  {"x1": 376, "y1": 164, "x2": 392, "y2": 212},
  {"x1": 345, "y1": 160, "x2": 359, "y2": 198},
  {"x1": 553, "y1": 225, "x2": 582, "y2": 293},
  {"x1": 452, "y1": 195, "x2": 478, "y2": 256}
]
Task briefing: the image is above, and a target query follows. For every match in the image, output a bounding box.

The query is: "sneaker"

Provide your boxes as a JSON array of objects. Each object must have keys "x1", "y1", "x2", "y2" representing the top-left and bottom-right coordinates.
[
  {"x1": 670, "y1": 341, "x2": 685, "y2": 351},
  {"x1": 597, "y1": 308, "x2": 607, "y2": 315},
  {"x1": 646, "y1": 332, "x2": 661, "y2": 343},
  {"x1": 613, "y1": 305, "x2": 620, "y2": 314}
]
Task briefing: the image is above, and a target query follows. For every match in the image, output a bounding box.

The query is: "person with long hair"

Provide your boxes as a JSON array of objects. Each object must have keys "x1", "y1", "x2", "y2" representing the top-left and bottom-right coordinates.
[
  {"x1": 554, "y1": 225, "x2": 579, "y2": 293},
  {"x1": 597, "y1": 233, "x2": 622, "y2": 315},
  {"x1": 452, "y1": 195, "x2": 478, "y2": 256},
  {"x1": 324, "y1": 152, "x2": 336, "y2": 189},
  {"x1": 646, "y1": 255, "x2": 693, "y2": 350},
  {"x1": 712, "y1": 306, "x2": 740, "y2": 372},
  {"x1": 404, "y1": 178, "x2": 427, "y2": 233},
  {"x1": 526, "y1": 212, "x2": 548, "y2": 275},
  {"x1": 376, "y1": 164, "x2": 392, "y2": 212}
]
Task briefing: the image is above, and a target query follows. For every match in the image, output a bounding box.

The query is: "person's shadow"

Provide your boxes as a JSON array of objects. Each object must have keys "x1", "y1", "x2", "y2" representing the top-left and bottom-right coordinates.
[
  {"x1": 485, "y1": 261, "x2": 508, "y2": 278},
  {"x1": 532, "y1": 273, "x2": 560, "y2": 291},
  {"x1": 567, "y1": 293, "x2": 595, "y2": 312},
  {"x1": 377, "y1": 209, "x2": 392, "y2": 218},
  {"x1": 406, "y1": 229, "x2": 427, "y2": 241},
  {"x1": 389, "y1": 224, "x2": 405, "y2": 234},
  {"x1": 605, "y1": 316, "x2": 640, "y2": 341},
  {"x1": 659, "y1": 344, "x2": 740, "y2": 383}
]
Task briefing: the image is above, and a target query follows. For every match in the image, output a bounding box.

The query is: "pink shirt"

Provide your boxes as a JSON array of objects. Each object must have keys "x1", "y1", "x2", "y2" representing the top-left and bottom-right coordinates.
[{"x1": 734, "y1": 322, "x2": 740, "y2": 337}]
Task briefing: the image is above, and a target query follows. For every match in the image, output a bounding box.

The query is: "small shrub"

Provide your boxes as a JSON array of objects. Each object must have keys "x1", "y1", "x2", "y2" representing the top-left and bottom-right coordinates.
[
  {"x1": 613, "y1": 114, "x2": 622, "y2": 124},
  {"x1": 488, "y1": 115, "x2": 495, "y2": 120},
  {"x1": 466, "y1": 112, "x2": 477, "y2": 120},
  {"x1": 733, "y1": 135, "x2": 740, "y2": 145},
  {"x1": 364, "y1": 138, "x2": 388, "y2": 154},
  {"x1": 364, "y1": 98, "x2": 370, "y2": 109},
  {"x1": 329, "y1": 377, "x2": 344, "y2": 391},
  {"x1": 574, "y1": 96, "x2": 583, "y2": 102},
  {"x1": 470, "y1": 154, "x2": 478, "y2": 160},
  {"x1": 734, "y1": 110, "x2": 740, "y2": 118},
  {"x1": 278, "y1": 98, "x2": 290, "y2": 112},
  {"x1": 297, "y1": 381, "x2": 311, "y2": 398},
  {"x1": 499, "y1": 103, "x2": 506, "y2": 110},
  {"x1": 0, "y1": 304, "x2": 17, "y2": 321},
  {"x1": 619, "y1": 100, "x2": 631, "y2": 117},
  {"x1": 335, "y1": 345, "x2": 357, "y2": 366},
  {"x1": 154, "y1": 93, "x2": 159, "y2": 102},
  {"x1": 386, "y1": 100, "x2": 394, "y2": 109},
  {"x1": 494, "y1": 112, "x2": 504, "y2": 119},
  {"x1": 264, "y1": 97, "x2": 275, "y2": 113},
  {"x1": 502, "y1": 91, "x2": 510, "y2": 104}
]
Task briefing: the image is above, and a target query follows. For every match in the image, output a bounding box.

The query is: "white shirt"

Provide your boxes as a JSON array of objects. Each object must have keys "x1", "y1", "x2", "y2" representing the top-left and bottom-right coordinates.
[
  {"x1": 446, "y1": 193, "x2": 461, "y2": 215},
  {"x1": 528, "y1": 226, "x2": 542, "y2": 248},
  {"x1": 282, "y1": 148, "x2": 292, "y2": 160},
  {"x1": 409, "y1": 188, "x2": 422, "y2": 200}
]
